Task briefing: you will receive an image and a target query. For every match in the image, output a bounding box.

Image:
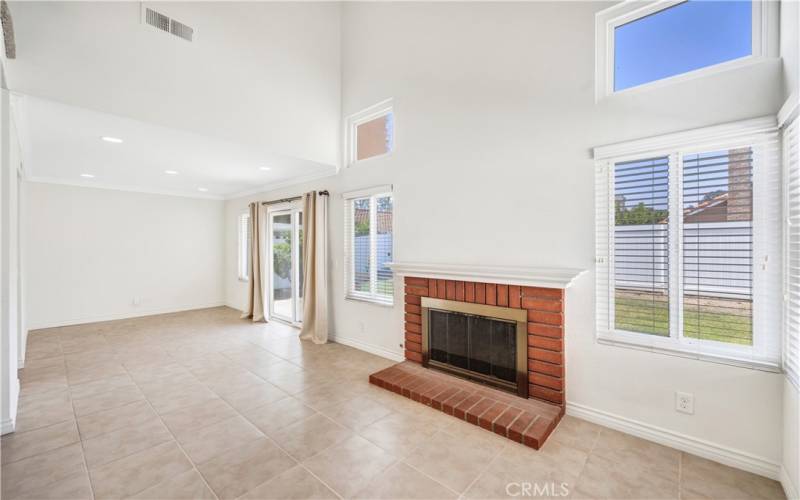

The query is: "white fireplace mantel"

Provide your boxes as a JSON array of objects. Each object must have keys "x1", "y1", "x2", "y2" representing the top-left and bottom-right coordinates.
[{"x1": 388, "y1": 262, "x2": 587, "y2": 289}]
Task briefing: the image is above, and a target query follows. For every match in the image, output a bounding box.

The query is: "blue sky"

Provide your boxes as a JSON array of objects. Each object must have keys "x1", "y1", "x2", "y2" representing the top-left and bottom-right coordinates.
[{"x1": 614, "y1": 1, "x2": 752, "y2": 91}]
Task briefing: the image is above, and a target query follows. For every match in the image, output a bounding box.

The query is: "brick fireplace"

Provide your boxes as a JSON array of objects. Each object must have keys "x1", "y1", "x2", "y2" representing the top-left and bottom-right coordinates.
[
  {"x1": 402, "y1": 277, "x2": 565, "y2": 406},
  {"x1": 368, "y1": 263, "x2": 583, "y2": 449}
]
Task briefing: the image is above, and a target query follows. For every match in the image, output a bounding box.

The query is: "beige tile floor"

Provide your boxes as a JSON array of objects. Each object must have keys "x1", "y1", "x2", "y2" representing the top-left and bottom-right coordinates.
[{"x1": 1, "y1": 307, "x2": 786, "y2": 500}]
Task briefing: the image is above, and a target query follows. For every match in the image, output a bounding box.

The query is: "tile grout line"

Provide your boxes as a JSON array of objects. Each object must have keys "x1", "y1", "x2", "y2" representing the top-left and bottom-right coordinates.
[
  {"x1": 237, "y1": 348, "x2": 418, "y2": 499},
  {"x1": 399, "y1": 440, "x2": 470, "y2": 498},
  {"x1": 568, "y1": 424, "x2": 603, "y2": 496},
  {"x1": 232, "y1": 406, "x2": 345, "y2": 499},
  {"x1": 117, "y1": 356, "x2": 221, "y2": 500},
  {"x1": 181, "y1": 338, "x2": 350, "y2": 499},
  {"x1": 347, "y1": 401, "x2": 458, "y2": 497},
  {"x1": 61, "y1": 332, "x2": 99, "y2": 500},
  {"x1": 441, "y1": 426, "x2": 509, "y2": 499}
]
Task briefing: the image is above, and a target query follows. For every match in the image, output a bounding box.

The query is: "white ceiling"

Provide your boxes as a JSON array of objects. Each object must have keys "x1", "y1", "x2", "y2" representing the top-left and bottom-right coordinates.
[
  {"x1": 17, "y1": 95, "x2": 336, "y2": 199},
  {"x1": 4, "y1": 1, "x2": 343, "y2": 198}
]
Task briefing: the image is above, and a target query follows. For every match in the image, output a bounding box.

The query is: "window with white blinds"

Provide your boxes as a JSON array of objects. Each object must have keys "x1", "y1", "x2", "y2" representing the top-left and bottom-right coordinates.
[
  {"x1": 344, "y1": 188, "x2": 394, "y2": 304},
  {"x1": 784, "y1": 117, "x2": 800, "y2": 387},
  {"x1": 595, "y1": 119, "x2": 782, "y2": 368},
  {"x1": 683, "y1": 149, "x2": 753, "y2": 345},
  {"x1": 238, "y1": 212, "x2": 251, "y2": 281},
  {"x1": 613, "y1": 157, "x2": 670, "y2": 336}
]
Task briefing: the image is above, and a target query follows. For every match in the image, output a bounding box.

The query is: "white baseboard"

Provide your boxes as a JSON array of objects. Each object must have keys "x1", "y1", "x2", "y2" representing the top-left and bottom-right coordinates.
[
  {"x1": 1, "y1": 418, "x2": 15, "y2": 435},
  {"x1": 330, "y1": 334, "x2": 404, "y2": 362},
  {"x1": 28, "y1": 301, "x2": 227, "y2": 331},
  {"x1": 567, "y1": 401, "x2": 780, "y2": 480},
  {"x1": 782, "y1": 465, "x2": 800, "y2": 500}
]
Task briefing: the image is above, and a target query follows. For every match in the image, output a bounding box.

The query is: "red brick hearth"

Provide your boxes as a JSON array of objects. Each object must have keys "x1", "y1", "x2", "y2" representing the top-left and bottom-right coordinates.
[
  {"x1": 368, "y1": 276, "x2": 567, "y2": 449},
  {"x1": 370, "y1": 362, "x2": 562, "y2": 449}
]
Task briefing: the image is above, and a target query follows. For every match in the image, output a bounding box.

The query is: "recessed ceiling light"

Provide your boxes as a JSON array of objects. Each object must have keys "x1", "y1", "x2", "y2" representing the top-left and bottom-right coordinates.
[
  {"x1": 101, "y1": 136, "x2": 123, "y2": 144},
  {"x1": 197, "y1": 187, "x2": 208, "y2": 192},
  {"x1": 259, "y1": 166, "x2": 271, "y2": 171},
  {"x1": 164, "y1": 170, "x2": 179, "y2": 175},
  {"x1": 80, "y1": 173, "x2": 95, "y2": 178}
]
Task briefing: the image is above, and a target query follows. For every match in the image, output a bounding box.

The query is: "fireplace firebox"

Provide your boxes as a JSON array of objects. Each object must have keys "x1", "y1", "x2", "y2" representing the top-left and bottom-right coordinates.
[{"x1": 421, "y1": 297, "x2": 528, "y2": 398}]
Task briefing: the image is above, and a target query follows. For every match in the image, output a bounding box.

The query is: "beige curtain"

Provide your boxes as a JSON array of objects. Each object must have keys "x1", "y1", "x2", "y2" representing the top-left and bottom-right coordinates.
[
  {"x1": 299, "y1": 191, "x2": 329, "y2": 343},
  {"x1": 241, "y1": 202, "x2": 266, "y2": 322}
]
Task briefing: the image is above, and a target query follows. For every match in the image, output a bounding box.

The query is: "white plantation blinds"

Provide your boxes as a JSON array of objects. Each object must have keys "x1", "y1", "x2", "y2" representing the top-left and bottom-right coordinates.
[
  {"x1": 376, "y1": 196, "x2": 394, "y2": 293},
  {"x1": 613, "y1": 157, "x2": 670, "y2": 336},
  {"x1": 595, "y1": 163, "x2": 612, "y2": 337},
  {"x1": 595, "y1": 119, "x2": 782, "y2": 367},
  {"x1": 238, "y1": 212, "x2": 251, "y2": 281},
  {"x1": 683, "y1": 149, "x2": 753, "y2": 345},
  {"x1": 785, "y1": 117, "x2": 800, "y2": 386},
  {"x1": 352, "y1": 198, "x2": 371, "y2": 290},
  {"x1": 344, "y1": 189, "x2": 394, "y2": 304}
]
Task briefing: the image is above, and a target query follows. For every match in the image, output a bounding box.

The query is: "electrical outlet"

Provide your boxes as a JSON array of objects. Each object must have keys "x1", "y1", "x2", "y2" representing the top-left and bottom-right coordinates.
[{"x1": 676, "y1": 392, "x2": 694, "y2": 414}]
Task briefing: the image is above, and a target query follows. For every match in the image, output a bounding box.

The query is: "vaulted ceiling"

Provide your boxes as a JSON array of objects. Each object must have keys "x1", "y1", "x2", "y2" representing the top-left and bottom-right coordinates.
[{"x1": 4, "y1": 1, "x2": 342, "y2": 198}]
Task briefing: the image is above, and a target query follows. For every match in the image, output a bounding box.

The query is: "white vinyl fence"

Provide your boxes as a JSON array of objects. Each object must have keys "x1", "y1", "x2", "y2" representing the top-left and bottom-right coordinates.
[{"x1": 614, "y1": 221, "x2": 751, "y2": 299}]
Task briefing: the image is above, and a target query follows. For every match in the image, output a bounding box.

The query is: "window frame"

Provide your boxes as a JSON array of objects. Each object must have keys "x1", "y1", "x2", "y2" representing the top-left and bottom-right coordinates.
[
  {"x1": 783, "y1": 113, "x2": 800, "y2": 388},
  {"x1": 238, "y1": 212, "x2": 250, "y2": 282},
  {"x1": 594, "y1": 0, "x2": 777, "y2": 100},
  {"x1": 345, "y1": 98, "x2": 395, "y2": 168},
  {"x1": 343, "y1": 185, "x2": 395, "y2": 306},
  {"x1": 594, "y1": 116, "x2": 782, "y2": 370}
]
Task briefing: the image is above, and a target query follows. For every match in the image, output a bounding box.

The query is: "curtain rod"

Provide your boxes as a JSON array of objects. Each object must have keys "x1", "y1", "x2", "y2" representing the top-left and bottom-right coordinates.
[{"x1": 260, "y1": 190, "x2": 329, "y2": 206}]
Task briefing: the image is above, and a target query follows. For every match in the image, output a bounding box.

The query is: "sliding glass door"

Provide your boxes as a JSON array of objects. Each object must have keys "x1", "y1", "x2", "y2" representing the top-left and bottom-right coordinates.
[{"x1": 269, "y1": 206, "x2": 303, "y2": 324}]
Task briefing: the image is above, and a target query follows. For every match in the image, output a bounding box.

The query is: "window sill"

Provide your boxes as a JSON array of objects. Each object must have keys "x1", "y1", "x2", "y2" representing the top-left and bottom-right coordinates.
[
  {"x1": 596, "y1": 335, "x2": 781, "y2": 373},
  {"x1": 598, "y1": 55, "x2": 771, "y2": 101},
  {"x1": 347, "y1": 151, "x2": 394, "y2": 168},
  {"x1": 345, "y1": 294, "x2": 394, "y2": 308}
]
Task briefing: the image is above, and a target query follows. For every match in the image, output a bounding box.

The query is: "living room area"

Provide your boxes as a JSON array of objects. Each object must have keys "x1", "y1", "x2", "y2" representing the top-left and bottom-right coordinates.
[{"x1": 0, "y1": 1, "x2": 798, "y2": 499}]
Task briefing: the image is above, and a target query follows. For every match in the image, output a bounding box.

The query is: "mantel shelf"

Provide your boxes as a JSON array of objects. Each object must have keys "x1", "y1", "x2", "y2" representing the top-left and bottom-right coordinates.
[{"x1": 388, "y1": 262, "x2": 586, "y2": 289}]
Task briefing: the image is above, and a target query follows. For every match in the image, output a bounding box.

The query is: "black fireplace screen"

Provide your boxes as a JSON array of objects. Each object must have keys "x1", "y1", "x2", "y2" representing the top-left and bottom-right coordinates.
[{"x1": 428, "y1": 309, "x2": 517, "y2": 384}]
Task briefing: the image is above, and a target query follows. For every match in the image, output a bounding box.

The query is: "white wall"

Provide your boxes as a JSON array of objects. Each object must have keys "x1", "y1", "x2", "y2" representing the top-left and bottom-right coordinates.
[
  {"x1": 783, "y1": 381, "x2": 799, "y2": 498},
  {"x1": 1, "y1": 84, "x2": 22, "y2": 434},
  {"x1": 26, "y1": 182, "x2": 225, "y2": 330},
  {"x1": 781, "y1": 0, "x2": 799, "y2": 100},
  {"x1": 226, "y1": 1, "x2": 786, "y2": 475}
]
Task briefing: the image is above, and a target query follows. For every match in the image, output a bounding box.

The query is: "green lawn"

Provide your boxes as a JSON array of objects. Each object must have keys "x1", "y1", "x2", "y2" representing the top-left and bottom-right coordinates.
[
  {"x1": 356, "y1": 279, "x2": 393, "y2": 295},
  {"x1": 614, "y1": 295, "x2": 752, "y2": 345}
]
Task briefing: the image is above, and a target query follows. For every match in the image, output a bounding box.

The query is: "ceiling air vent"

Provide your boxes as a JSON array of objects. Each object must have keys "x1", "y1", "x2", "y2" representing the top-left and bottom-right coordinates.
[
  {"x1": 143, "y1": 6, "x2": 193, "y2": 42},
  {"x1": 169, "y1": 19, "x2": 193, "y2": 42}
]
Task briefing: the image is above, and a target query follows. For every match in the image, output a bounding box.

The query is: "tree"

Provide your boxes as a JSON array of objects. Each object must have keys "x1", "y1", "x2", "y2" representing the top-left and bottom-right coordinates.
[
  {"x1": 272, "y1": 229, "x2": 292, "y2": 280},
  {"x1": 355, "y1": 219, "x2": 370, "y2": 236},
  {"x1": 615, "y1": 202, "x2": 667, "y2": 225},
  {"x1": 273, "y1": 241, "x2": 291, "y2": 279}
]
